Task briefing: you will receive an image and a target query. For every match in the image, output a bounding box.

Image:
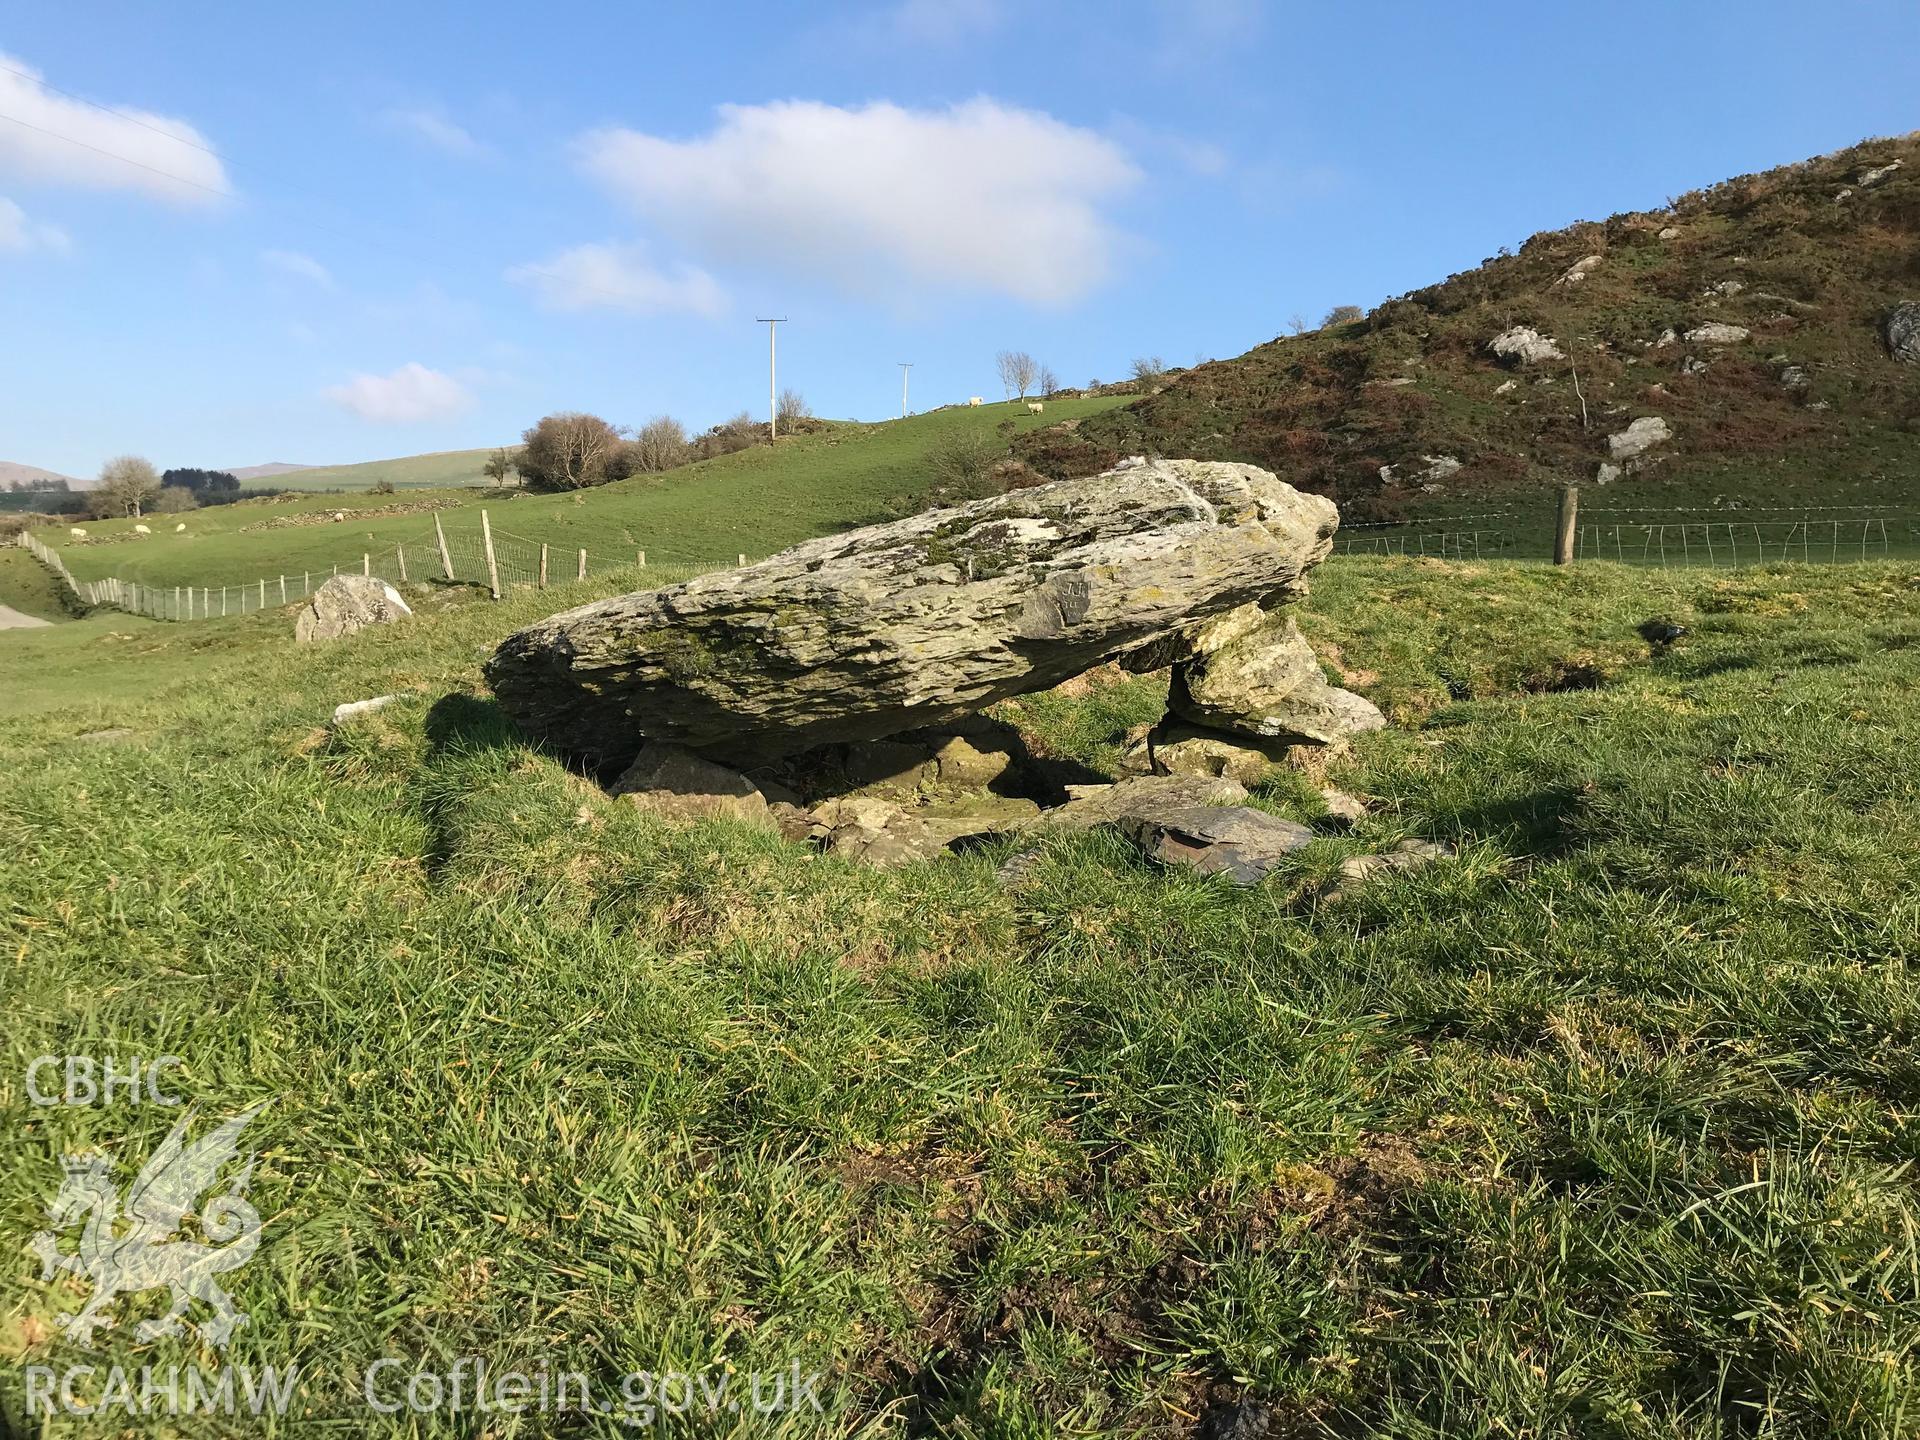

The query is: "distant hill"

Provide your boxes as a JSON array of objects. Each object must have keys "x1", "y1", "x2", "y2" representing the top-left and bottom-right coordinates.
[
  {"x1": 248, "y1": 447, "x2": 507, "y2": 492},
  {"x1": 225, "y1": 462, "x2": 314, "y2": 481},
  {"x1": 0, "y1": 461, "x2": 85, "y2": 490},
  {"x1": 1021, "y1": 132, "x2": 1920, "y2": 522}
]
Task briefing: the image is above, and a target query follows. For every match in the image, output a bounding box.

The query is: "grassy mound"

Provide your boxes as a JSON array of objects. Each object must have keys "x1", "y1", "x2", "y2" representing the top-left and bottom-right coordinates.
[{"x1": 4, "y1": 555, "x2": 1918, "y2": 1433}]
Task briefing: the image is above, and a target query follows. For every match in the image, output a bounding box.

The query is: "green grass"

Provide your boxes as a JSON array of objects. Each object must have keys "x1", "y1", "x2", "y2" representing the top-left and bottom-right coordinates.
[
  {"x1": 0, "y1": 548, "x2": 77, "y2": 622},
  {"x1": 34, "y1": 399, "x2": 1130, "y2": 591},
  {"x1": 4, "y1": 553, "x2": 1918, "y2": 1434}
]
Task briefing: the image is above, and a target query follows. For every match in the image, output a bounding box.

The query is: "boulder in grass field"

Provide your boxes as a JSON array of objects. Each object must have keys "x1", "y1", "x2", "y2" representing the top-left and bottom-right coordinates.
[
  {"x1": 294, "y1": 574, "x2": 412, "y2": 643},
  {"x1": 485, "y1": 458, "x2": 1339, "y2": 769}
]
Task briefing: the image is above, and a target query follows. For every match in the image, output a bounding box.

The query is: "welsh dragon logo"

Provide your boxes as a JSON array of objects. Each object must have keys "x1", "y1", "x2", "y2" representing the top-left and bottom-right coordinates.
[{"x1": 31, "y1": 1105, "x2": 266, "y2": 1348}]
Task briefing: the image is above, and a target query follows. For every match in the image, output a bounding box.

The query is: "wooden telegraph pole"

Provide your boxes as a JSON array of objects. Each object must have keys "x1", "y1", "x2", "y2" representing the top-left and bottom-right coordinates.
[
  {"x1": 757, "y1": 317, "x2": 786, "y2": 442},
  {"x1": 899, "y1": 362, "x2": 912, "y2": 418},
  {"x1": 1554, "y1": 485, "x2": 1579, "y2": 565}
]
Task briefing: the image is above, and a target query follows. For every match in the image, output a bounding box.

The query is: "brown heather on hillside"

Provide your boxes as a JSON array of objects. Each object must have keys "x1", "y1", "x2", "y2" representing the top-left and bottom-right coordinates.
[{"x1": 1021, "y1": 133, "x2": 1920, "y2": 522}]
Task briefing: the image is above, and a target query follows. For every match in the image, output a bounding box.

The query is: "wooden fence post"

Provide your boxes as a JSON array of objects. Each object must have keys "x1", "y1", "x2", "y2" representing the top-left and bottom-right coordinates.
[
  {"x1": 221, "y1": 586, "x2": 228, "y2": 616},
  {"x1": 279, "y1": 575, "x2": 287, "y2": 604},
  {"x1": 303, "y1": 571, "x2": 310, "y2": 595},
  {"x1": 577, "y1": 548, "x2": 587, "y2": 581},
  {"x1": 636, "y1": 548, "x2": 645, "y2": 567},
  {"x1": 174, "y1": 585, "x2": 180, "y2": 620},
  {"x1": 259, "y1": 578, "x2": 266, "y2": 608},
  {"x1": 539, "y1": 543, "x2": 549, "y2": 588},
  {"x1": 396, "y1": 545, "x2": 408, "y2": 582},
  {"x1": 1554, "y1": 485, "x2": 1579, "y2": 566},
  {"x1": 738, "y1": 552, "x2": 747, "y2": 567},
  {"x1": 435, "y1": 513, "x2": 454, "y2": 580},
  {"x1": 480, "y1": 509, "x2": 501, "y2": 599},
  {"x1": 362, "y1": 553, "x2": 371, "y2": 577}
]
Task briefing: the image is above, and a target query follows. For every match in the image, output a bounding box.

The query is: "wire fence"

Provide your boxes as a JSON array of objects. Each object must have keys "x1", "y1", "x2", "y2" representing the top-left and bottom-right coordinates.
[
  {"x1": 1575, "y1": 517, "x2": 1899, "y2": 566},
  {"x1": 1331, "y1": 509, "x2": 1920, "y2": 567},
  {"x1": 19, "y1": 503, "x2": 1920, "y2": 625},
  {"x1": 16, "y1": 514, "x2": 730, "y2": 623}
]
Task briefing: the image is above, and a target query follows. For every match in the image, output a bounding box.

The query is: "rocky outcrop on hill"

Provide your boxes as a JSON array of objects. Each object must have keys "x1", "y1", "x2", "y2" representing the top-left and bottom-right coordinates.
[
  {"x1": 1016, "y1": 133, "x2": 1920, "y2": 519},
  {"x1": 486, "y1": 458, "x2": 1341, "y2": 768}
]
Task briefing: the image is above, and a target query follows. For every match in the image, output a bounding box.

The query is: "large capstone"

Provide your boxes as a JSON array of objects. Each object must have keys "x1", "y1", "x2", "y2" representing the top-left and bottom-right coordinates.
[{"x1": 485, "y1": 458, "x2": 1339, "y2": 767}]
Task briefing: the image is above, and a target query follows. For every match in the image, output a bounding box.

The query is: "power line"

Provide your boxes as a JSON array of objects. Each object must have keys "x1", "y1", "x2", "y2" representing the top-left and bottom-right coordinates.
[
  {"x1": 0, "y1": 59, "x2": 229, "y2": 160},
  {"x1": 0, "y1": 110, "x2": 231, "y2": 201}
]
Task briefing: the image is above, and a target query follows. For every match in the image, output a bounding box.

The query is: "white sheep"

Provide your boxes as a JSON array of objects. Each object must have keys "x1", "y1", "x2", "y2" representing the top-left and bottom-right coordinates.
[
  {"x1": 69, "y1": 527, "x2": 87, "y2": 539},
  {"x1": 133, "y1": 523, "x2": 151, "y2": 534},
  {"x1": 967, "y1": 396, "x2": 984, "y2": 406},
  {"x1": 174, "y1": 522, "x2": 187, "y2": 532},
  {"x1": 1027, "y1": 401, "x2": 1044, "y2": 414}
]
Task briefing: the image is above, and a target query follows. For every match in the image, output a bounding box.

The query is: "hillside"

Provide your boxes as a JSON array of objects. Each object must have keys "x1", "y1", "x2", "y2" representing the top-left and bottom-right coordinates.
[
  {"x1": 37, "y1": 397, "x2": 1129, "y2": 588},
  {"x1": 245, "y1": 446, "x2": 502, "y2": 491},
  {"x1": 225, "y1": 461, "x2": 314, "y2": 481},
  {"x1": 1024, "y1": 132, "x2": 1920, "y2": 523},
  {"x1": 0, "y1": 460, "x2": 83, "y2": 489}
]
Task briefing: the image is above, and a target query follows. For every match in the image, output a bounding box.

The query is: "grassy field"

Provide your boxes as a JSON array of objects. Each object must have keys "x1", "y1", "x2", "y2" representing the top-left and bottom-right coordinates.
[
  {"x1": 3, "y1": 551, "x2": 1917, "y2": 1434},
  {"x1": 34, "y1": 398, "x2": 1130, "y2": 592}
]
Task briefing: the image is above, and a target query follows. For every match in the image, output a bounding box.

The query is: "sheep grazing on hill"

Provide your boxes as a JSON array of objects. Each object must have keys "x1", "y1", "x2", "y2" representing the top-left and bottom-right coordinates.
[
  {"x1": 175, "y1": 522, "x2": 187, "y2": 532},
  {"x1": 133, "y1": 523, "x2": 151, "y2": 535},
  {"x1": 68, "y1": 527, "x2": 87, "y2": 539},
  {"x1": 1027, "y1": 401, "x2": 1044, "y2": 414},
  {"x1": 967, "y1": 396, "x2": 984, "y2": 406}
]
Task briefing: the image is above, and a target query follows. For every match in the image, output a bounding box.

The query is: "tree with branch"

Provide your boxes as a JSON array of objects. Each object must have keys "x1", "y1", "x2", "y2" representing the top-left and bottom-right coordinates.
[{"x1": 996, "y1": 350, "x2": 1038, "y2": 400}]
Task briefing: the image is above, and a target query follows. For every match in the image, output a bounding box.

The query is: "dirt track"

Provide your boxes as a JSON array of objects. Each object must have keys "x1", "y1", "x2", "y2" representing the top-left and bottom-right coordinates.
[{"x1": 0, "y1": 602, "x2": 53, "y2": 629}]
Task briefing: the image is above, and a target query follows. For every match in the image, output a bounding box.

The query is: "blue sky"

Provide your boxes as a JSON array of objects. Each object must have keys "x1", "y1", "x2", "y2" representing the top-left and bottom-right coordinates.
[{"x1": 4, "y1": 0, "x2": 1918, "y2": 478}]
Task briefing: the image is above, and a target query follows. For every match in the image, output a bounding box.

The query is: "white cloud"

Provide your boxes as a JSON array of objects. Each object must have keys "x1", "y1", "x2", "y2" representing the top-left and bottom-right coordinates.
[
  {"x1": 382, "y1": 107, "x2": 486, "y2": 158},
  {"x1": 575, "y1": 98, "x2": 1140, "y2": 307},
  {"x1": 0, "y1": 52, "x2": 230, "y2": 204},
  {"x1": 261, "y1": 248, "x2": 332, "y2": 286},
  {"x1": 507, "y1": 242, "x2": 726, "y2": 316},
  {"x1": 0, "y1": 196, "x2": 70, "y2": 254},
  {"x1": 323, "y1": 363, "x2": 473, "y2": 423}
]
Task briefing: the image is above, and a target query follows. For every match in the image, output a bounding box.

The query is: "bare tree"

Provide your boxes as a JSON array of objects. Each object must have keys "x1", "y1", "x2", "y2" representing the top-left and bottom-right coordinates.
[
  {"x1": 777, "y1": 388, "x2": 811, "y2": 425},
  {"x1": 1287, "y1": 314, "x2": 1309, "y2": 336},
  {"x1": 1037, "y1": 363, "x2": 1060, "y2": 397},
  {"x1": 93, "y1": 455, "x2": 162, "y2": 518},
  {"x1": 1129, "y1": 355, "x2": 1168, "y2": 382},
  {"x1": 995, "y1": 350, "x2": 1038, "y2": 400},
  {"x1": 482, "y1": 447, "x2": 518, "y2": 487},
  {"x1": 516, "y1": 412, "x2": 632, "y2": 491},
  {"x1": 1321, "y1": 304, "x2": 1365, "y2": 328},
  {"x1": 631, "y1": 416, "x2": 690, "y2": 473}
]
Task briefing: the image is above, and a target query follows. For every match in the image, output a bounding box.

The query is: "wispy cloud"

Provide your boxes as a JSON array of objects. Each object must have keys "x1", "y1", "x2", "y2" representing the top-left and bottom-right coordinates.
[
  {"x1": 574, "y1": 99, "x2": 1140, "y2": 307},
  {"x1": 882, "y1": 0, "x2": 1004, "y2": 46},
  {"x1": 323, "y1": 362, "x2": 473, "y2": 423},
  {"x1": 0, "y1": 196, "x2": 70, "y2": 255},
  {"x1": 507, "y1": 242, "x2": 726, "y2": 316},
  {"x1": 382, "y1": 106, "x2": 487, "y2": 158},
  {"x1": 0, "y1": 51, "x2": 230, "y2": 204},
  {"x1": 261, "y1": 248, "x2": 332, "y2": 287}
]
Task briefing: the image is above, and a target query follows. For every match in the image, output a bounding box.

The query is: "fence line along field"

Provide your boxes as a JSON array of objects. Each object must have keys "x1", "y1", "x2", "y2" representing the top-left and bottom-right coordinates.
[{"x1": 29, "y1": 398, "x2": 1133, "y2": 593}]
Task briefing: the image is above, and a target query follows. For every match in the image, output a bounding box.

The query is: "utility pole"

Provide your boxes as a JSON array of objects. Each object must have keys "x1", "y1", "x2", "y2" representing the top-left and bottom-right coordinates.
[
  {"x1": 757, "y1": 317, "x2": 786, "y2": 442},
  {"x1": 898, "y1": 362, "x2": 913, "y2": 419}
]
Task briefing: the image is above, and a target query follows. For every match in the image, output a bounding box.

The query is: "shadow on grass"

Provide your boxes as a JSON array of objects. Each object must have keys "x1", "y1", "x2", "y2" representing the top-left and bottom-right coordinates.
[{"x1": 419, "y1": 691, "x2": 530, "y2": 876}]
